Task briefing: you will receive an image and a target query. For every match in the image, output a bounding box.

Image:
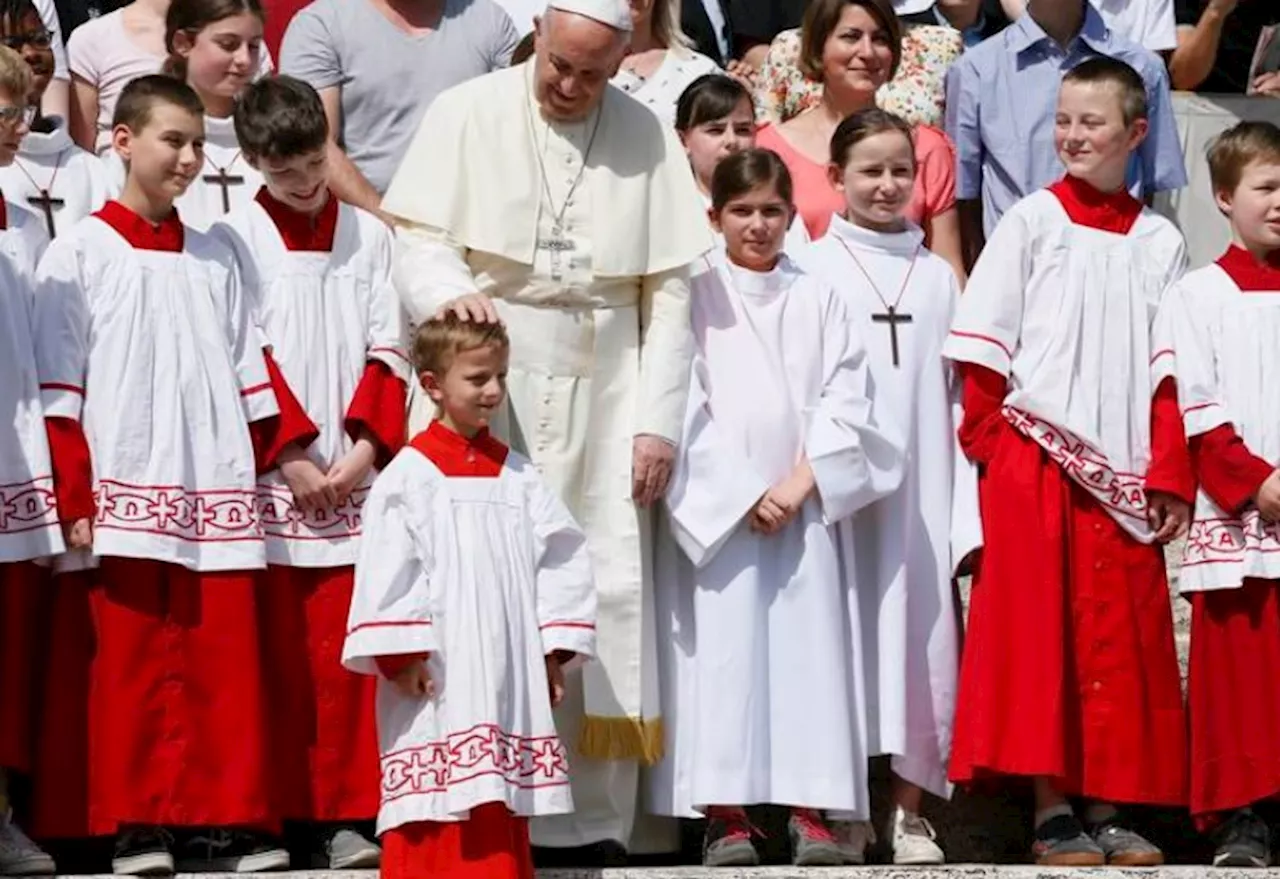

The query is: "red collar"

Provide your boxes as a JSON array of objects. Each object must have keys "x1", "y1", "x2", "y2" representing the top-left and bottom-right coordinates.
[
  {"x1": 254, "y1": 186, "x2": 339, "y2": 252},
  {"x1": 93, "y1": 200, "x2": 184, "y2": 251},
  {"x1": 1217, "y1": 244, "x2": 1280, "y2": 292},
  {"x1": 410, "y1": 420, "x2": 508, "y2": 477},
  {"x1": 1047, "y1": 175, "x2": 1142, "y2": 235}
]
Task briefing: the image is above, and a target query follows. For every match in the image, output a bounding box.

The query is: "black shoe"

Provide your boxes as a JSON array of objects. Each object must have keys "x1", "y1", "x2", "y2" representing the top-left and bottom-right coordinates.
[
  {"x1": 1214, "y1": 809, "x2": 1272, "y2": 868},
  {"x1": 175, "y1": 830, "x2": 290, "y2": 873},
  {"x1": 531, "y1": 840, "x2": 627, "y2": 868},
  {"x1": 111, "y1": 828, "x2": 174, "y2": 876}
]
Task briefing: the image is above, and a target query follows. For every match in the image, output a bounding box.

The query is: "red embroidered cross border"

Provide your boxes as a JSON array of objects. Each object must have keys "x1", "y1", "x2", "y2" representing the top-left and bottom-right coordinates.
[{"x1": 0, "y1": 476, "x2": 58, "y2": 535}]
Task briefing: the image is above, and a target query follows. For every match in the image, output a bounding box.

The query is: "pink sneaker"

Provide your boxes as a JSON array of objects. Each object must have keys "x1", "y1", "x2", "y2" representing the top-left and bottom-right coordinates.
[
  {"x1": 789, "y1": 808, "x2": 842, "y2": 866},
  {"x1": 702, "y1": 807, "x2": 760, "y2": 867}
]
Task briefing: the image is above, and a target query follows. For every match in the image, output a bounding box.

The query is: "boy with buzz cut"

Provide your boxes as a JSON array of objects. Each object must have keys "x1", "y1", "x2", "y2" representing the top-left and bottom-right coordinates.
[
  {"x1": 210, "y1": 73, "x2": 411, "y2": 870},
  {"x1": 0, "y1": 0, "x2": 109, "y2": 239},
  {"x1": 1156, "y1": 121, "x2": 1280, "y2": 869},
  {"x1": 943, "y1": 56, "x2": 1194, "y2": 867},
  {"x1": 32, "y1": 74, "x2": 316, "y2": 875},
  {"x1": 0, "y1": 41, "x2": 58, "y2": 878}
]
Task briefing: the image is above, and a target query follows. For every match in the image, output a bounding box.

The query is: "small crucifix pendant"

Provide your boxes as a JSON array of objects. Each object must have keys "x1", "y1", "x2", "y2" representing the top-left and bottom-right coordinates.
[
  {"x1": 537, "y1": 224, "x2": 576, "y2": 282},
  {"x1": 28, "y1": 188, "x2": 63, "y2": 238},
  {"x1": 872, "y1": 305, "x2": 913, "y2": 368},
  {"x1": 203, "y1": 168, "x2": 245, "y2": 214}
]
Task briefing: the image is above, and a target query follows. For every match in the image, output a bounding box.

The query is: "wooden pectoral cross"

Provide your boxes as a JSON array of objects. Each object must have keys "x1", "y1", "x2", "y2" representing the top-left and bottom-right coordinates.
[
  {"x1": 28, "y1": 188, "x2": 64, "y2": 238},
  {"x1": 203, "y1": 168, "x2": 245, "y2": 215},
  {"x1": 872, "y1": 305, "x2": 913, "y2": 368},
  {"x1": 536, "y1": 226, "x2": 576, "y2": 282}
]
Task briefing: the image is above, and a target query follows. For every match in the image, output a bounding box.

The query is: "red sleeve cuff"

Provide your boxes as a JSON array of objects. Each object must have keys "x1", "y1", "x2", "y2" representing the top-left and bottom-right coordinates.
[
  {"x1": 1144, "y1": 378, "x2": 1196, "y2": 504},
  {"x1": 375, "y1": 653, "x2": 429, "y2": 679},
  {"x1": 250, "y1": 352, "x2": 320, "y2": 474},
  {"x1": 45, "y1": 416, "x2": 95, "y2": 522},
  {"x1": 1190, "y1": 423, "x2": 1274, "y2": 515},
  {"x1": 345, "y1": 361, "x2": 407, "y2": 469},
  {"x1": 958, "y1": 363, "x2": 1007, "y2": 465}
]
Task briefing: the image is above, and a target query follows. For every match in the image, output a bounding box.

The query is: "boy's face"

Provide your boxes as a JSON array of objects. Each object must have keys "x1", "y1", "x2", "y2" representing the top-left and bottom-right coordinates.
[
  {"x1": 1217, "y1": 159, "x2": 1280, "y2": 254},
  {"x1": 0, "y1": 9, "x2": 53, "y2": 106},
  {"x1": 0, "y1": 85, "x2": 29, "y2": 165},
  {"x1": 253, "y1": 146, "x2": 330, "y2": 215},
  {"x1": 1054, "y1": 81, "x2": 1148, "y2": 187},
  {"x1": 422, "y1": 343, "x2": 509, "y2": 436},
  {"x1": 113, "y1": 104, "x2": 205, "y2": 202}
]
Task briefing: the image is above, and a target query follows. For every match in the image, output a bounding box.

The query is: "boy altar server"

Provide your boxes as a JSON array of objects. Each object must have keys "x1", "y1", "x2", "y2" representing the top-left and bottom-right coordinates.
[
  {"x1": 211, "y1": 74, "x2": 410, "y2": 869},
  {"x1": 344, "y1": 314, "x2": 596, "y2": 879},
  {"x1": 0, "y1": 40, "x2": 60, "y2": 877},
  {"x1": 0, "y1": 0, "x2": 108, "y2": 239},
  {"x1": 942, "y1": 57, "x2": 1194, "y2": 867},
  {"x1": 1155, "y1": 121, "x2": 1280, "y2": 869},
  {"x1": 34, "y1": 74, "x2": 315, "y2": 874}
]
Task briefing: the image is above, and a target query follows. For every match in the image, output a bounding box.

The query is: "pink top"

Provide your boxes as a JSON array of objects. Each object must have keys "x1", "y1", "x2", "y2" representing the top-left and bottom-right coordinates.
[{"x1": 756, "y1": 121, "x2": 957, "y2": 240}]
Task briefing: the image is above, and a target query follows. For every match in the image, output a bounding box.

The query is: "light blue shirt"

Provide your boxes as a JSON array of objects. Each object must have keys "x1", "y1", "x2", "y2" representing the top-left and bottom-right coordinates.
[{"x1": 944, "y1": 4, "x2": 1187, "y2": 237}]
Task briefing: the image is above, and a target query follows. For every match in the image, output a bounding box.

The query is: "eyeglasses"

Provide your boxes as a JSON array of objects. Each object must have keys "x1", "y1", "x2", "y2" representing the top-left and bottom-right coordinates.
[
  {"x1": 0, "y1": 29, "x2": 51, "y2": 50},
  {"x1": 0, "y1": 105, "x2": 26, "y2": 126}
]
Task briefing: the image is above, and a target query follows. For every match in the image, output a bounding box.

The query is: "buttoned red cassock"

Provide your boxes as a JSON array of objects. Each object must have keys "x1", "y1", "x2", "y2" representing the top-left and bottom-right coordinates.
[
  {"x1": 946, "y1": 179, "x2": 1192, "y2": 806},
  {"x1": 33, "y1": 201, "x2": 318, "y2": 837}
]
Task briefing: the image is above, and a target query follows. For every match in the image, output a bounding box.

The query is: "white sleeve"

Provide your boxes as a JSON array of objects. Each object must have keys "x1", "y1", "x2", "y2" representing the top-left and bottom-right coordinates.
[
  {"x1": 528, "y1": 471, "x2": 597, "y2": 660},
  {"x1": 34, "y1": 0, "x2": 66, "y2": 81},
  {"x1": 1143, "y1": 0, "x2": 1178, "y2": 52},
  {"x1": 805, "y1": 293, "x2": 905, "y2": 523},
  {"x1": 342, "y1": 464, "x2": 440, "y2": 674},
  {"x1": 393, "y1": 221, "x2": 480, "y2": 325},
  {"x1": 364, "y1": 221, "x2": 413, "y2": 383},
  {"x1": 943, "y1": 272, "x2": 982, "y2": 572},
  {"x1": 1155, "y1": 279, "x2": 1230, "y2": 439},
  {"x1": 33, "y1": 237, "x2": 88, "y2": 420},
  {"x1": 216, "y1": 245, "x2": 277, "y2": 424},
  {"x1": 636, "y1": 266, "x2": 694, "y2": 443}
]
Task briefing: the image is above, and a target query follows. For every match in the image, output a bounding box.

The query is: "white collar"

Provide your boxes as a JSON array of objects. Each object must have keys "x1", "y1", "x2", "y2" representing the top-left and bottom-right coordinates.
[
  {"x1": 825, "y1": 211, "x2": 925, "y2": 256},
  {"x1": 20, "y1": 117, "x2": 74, "y2": 158},
  {"x1": 203, "y1": 114, "x2": 240, "y2": 150}
]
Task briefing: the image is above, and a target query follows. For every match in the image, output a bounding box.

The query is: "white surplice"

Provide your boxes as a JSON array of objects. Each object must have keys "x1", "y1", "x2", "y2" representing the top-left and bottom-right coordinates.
[
  {"x1": 212, "y1": 197, "x2": 411, "y2": 568},
  {"x1": 649, "y1": 252, "x2": 904, "y2": 818},
  {"x1": 1154, "y1": 258, "x2": 1280, "y2": 592},
  {"x1": 342, "y1": 442, "x2": 597, "y2": 833},
  {"x1": 104, "y1": 115, "x2": 264, "y2": 233},
  {"x1": 803, "y1": 216, "x2": 980, "y2": 799},
  {"x1": 1, "y1": 119, "x2": 109, "y2": 239},
  {"x1": 0, "y1": 205, "x2": 61, "y2": 562},
  {"x1": 33, "y1": 213, "x2": 277, "y2": 571},
  {"x1": 941, "y1": 190, "x2": 1187, "y2": 543}
]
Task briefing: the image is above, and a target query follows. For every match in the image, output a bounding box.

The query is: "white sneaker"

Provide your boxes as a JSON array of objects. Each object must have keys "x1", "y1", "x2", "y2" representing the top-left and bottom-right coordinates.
[
  {"x1": 0, "y1": 814, "x2": 55, "y2": 875},
  {"x1": 887, "y1": 805, "x2": 945, "y2": 865},
  {"x1": 830, "y1": 819, "x2": 876, "y2": 865}
]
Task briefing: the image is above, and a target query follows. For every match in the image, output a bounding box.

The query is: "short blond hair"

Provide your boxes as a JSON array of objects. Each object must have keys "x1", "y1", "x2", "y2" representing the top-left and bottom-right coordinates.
[
  {"x1": 413, "y1": 312, "x2": 510, "y2": 376},
  {"x1": 0, "y1": 44, "x2": 31, "y2": 106},
  {"x1": 1208, "y1": 121, "x2": 1280, "y2": 196}
]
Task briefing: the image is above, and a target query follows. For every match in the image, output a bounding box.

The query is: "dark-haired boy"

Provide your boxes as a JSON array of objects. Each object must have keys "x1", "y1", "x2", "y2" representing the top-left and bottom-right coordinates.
[
  {"x1": 943, "y1": 57, "x2": 1193, "y2": 867},
  {"x1": 32, "y1": 74, "x2": 315, "y2": 875},
  {"x1": 211, "y1": 74, "x2": 409, "y2": 870},
  {"x1": 0, "y1": 0, "x2": 106, "y2": 238}
]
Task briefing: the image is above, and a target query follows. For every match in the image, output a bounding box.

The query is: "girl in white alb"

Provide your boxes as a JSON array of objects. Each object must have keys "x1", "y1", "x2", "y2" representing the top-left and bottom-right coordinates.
[{"x1": 1, "y1": 115, "x2": 109, "y2": 239}]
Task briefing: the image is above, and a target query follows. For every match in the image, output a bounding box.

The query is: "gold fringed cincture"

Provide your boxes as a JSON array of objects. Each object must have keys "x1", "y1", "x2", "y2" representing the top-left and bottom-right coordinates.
[{"x1": 578, "y1": 715, "x2": 665, "y2": 766}]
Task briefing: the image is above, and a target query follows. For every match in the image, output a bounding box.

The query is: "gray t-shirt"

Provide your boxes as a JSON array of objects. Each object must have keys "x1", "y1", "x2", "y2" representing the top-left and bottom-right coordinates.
[{"x1": 282, "y1": 0, "x2": 518, "y2": 193}]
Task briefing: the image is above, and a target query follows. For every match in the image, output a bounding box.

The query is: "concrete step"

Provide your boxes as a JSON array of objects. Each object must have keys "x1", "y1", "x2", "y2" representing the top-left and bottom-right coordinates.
[{"x1": 44, "y1": 869, "x2": 1280, "y2": 878}]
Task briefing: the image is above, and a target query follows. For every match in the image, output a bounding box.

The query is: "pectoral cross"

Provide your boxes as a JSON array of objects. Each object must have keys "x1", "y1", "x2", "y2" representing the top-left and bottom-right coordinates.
[
  {"x1": 872, "y1": 305, "x2": 913, "y2": 368},
  {"x1": 536, "y1": 225, "x2": 576, "y2": 282},
  {"x1": 27, "y1": 189, "x2": 63, "y2": 238},
  {"x1": 203, "y1": 167, "x2": 244, "y2": 214}
]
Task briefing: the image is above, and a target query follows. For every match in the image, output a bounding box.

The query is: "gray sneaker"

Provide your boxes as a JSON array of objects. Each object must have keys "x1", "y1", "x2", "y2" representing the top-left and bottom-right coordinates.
[
  {"x1": 325, "y1": 829, "x2": 381, "y2": 870},
  {"x1": 1091, "y1": 822, "x2": 1164, "y2": 866},
  {"x1": 1032, "y1": 814, "x2": 1105, "y2": 866},
  {"x1": 0, "y1": 814, "x2": 54, "y2": 876},
  {"x1": 702, "y1": 810, "x2": 759, "y2": 867},
  {"x1": 176, "y1": 830, "x2": 290, "y2": 873},
  {"x1": 788, "y1": 809, "x2": 843, "y2": 867}
]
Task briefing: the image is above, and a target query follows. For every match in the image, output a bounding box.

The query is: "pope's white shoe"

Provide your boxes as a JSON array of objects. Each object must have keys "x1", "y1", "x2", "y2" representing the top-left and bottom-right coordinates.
[{"x1": 887, "y1": 805, "x2": 945, "y2": 866}]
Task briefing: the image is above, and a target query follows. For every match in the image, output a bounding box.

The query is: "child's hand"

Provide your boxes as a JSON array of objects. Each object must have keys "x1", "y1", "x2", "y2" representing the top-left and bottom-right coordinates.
[
  {"x1": 749, "y1": 493, "x2": 788, "y2": 534},
  {"x1": 1147, "y1": 492, "x2": 1190, "y2": 543},
  {"x1": 63, "y1": 517, "x2": 92, "y2": 549},
  {"x1": 327, "y1": 436, "x2": 378, "y2": 504},
  {"x1": 754, "y1": 462, "x2": 816, "y2": 533},
  {"x1": 279, "y1": 447, "x2": 336, "y2": 513},
  {"x1": 393, "y1": 659, "x2": 435, "y2": 699},
  {"x1": 545, "y1": 653, "x2": 567, "y2": 708},
  {"x1": 1256, "y1": 469, "x2": 1280, "y2": 521}
]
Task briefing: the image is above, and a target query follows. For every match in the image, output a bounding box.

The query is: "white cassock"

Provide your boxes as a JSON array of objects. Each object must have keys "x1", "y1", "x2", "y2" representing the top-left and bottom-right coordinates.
[
  {"x1": 648, "y1": 252, "x2": 904, "y2": 818},
  {"x1": 341, "y1": 440, "x2": 597, "y2": 832},
  {"x1": 1155, "y1": 253, "x2": 1280, "y2": 591},
  {"x1": 803, "y1": 215, "x2": 980, "y2": 801},
  {"x1": 211, "y1": 195, "x2": 412, "y2": 565},
  {"x1": 1, "y1": 119, "x2": 109, "y2": 240},
  {"x1": 0, "y1": 203, "x2": 60, "y2": 561},
  {"x1": 383, "y1": 62, "x2": 711, "y2": 849},
  {"x1": 104, "y1": 115, "x2": 263, "y2": 233}
]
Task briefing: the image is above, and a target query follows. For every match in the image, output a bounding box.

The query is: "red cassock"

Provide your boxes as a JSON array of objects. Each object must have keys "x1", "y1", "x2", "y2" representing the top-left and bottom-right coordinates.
[
  {"x1": 32, "y1": 203, "x2": 319, "y2": 836},
  {"x1": 947, "y1": 184, "x2": 1192, "y2": 806},
  {"x1": 0, "y1": 562, "x2": 48, "y2": 776}
]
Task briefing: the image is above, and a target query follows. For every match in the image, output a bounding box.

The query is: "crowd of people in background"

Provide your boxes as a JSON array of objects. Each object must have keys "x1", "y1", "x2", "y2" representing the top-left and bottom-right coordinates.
[{"x1": 0, "y1": 0, "x2": 1278, "y2": 876}]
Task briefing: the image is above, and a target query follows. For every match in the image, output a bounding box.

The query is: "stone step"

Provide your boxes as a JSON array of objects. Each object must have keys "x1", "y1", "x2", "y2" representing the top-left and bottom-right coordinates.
[{"x1": 45, "y1": 869, "x2": 1280, "y2": 879}]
